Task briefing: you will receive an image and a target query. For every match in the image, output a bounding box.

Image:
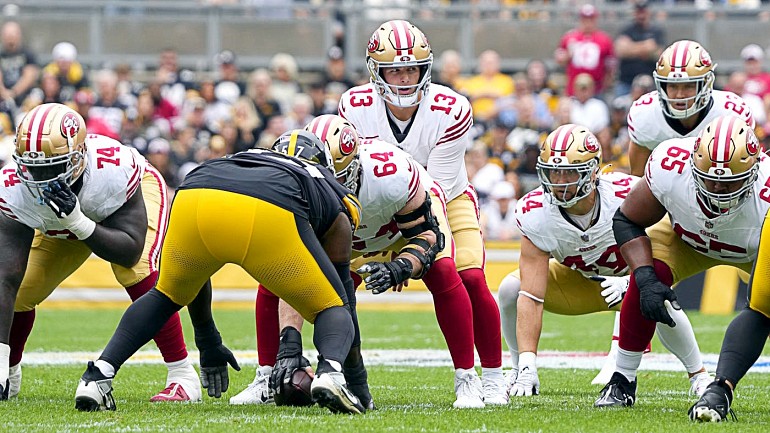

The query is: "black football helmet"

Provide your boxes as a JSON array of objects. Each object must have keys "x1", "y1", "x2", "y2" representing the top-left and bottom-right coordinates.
[{"x1": 271, "y1": 129, "x2": 334, "y2": 172}]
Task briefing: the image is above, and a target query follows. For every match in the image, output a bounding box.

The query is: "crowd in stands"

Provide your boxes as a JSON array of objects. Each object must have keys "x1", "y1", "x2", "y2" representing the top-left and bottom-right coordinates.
[{"x1": 2, "y1": 0, "x2": 770, "y2": 243}]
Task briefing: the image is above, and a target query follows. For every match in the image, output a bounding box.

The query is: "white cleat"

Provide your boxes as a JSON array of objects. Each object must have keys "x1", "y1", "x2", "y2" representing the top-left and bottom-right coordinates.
[
  {"x1": 75, "y1": 361, "x2": 116, "y2": 412},
  {"x1": 689, "y1": 371, "x2": 715, "y2": 397},
  {"x1": 229, "y1": 365, "x2": 274, "y2": 405},
  {"x1": 151, "y1": 362, "x2": 202, "y2": 402},
  {"x1": 482, "y1": 369, "x2": 509, "y2": 405},
  {"x1": 453, "y1": 368, "x2": 485, "y2": 409},
  {"x1": 8, "y1": 363, "x2": 21, "y2": 398},
  {"x1": 311, "y1": 371, "x2": 365, "y2": 414}
]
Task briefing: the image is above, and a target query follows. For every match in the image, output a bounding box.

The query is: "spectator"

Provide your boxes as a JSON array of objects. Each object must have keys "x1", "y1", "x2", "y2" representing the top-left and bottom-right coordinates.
[
  {"x1": 27, "y1": 71, "x2": 65, "y2": 105},
  {"x1": 308, "y1": 81, "x2": 338, "y2": 116},
  {"x1": 155, "y1": 48, "x2": 196, "y2": 110},
  {"x1": 459, "y1": 50, "x2": 514, "y2": 123},
  {"x1": 247, "y1": 68, "x2": 282, "y2": 132},
  {"x1": 72, "y1": 89, "x2": 121, "y2": 141},
  {"x1": 254, "y1": 114, "x2": 288, "y2": 149},
  {"x1": 466, "y1": 141, "x2": 505, "y2": 203},
  {"x1": 555, "y1": 4, "x2": 615, "y2": 97},
  {"x1": 145, "y1": 137, "x2": 179, "y2": 192},
  {"x1": 613, "y1": 0, "x2": 665, "y2": 97},
  {"x1": 434, "y1": 49, "x2": 465, "y2": 91},
  {"x1": 284, "y1": 93, "x2": 315, "y2": 130},
  {"x1": 526, "y1": 59, "x2": 559, "y2": 114},
  {"x1": 321, "y1": 46, "x2": 356, "y2": 98},
  {"x1": 231, "y1": 96, "x2": 260, "y2": 151},
  {"x1": 739, "y1": 44, "x2": 770, "y2": 118},
  {"x1": 512, "y1": 142, "x2": 541, "y2": 198},
  {"x1": 569, "y1": 73, "x2": 611, "y2": 158},
  {"x1": 480, "y1": 181, "x2": 520, "y2": 241},
  {"x1": 199, "y1": 78, "x2": 233, "y2": 133},
  {"x1": 0, "y1": 21, "x2": 39, "y2": 105},
  {"x1": 90, "y1": 69, "x2": 130, "y2": 137},
  {"x1": 121, "y1": 88, "x2": 173, "y2": 154},
  {"x1": 725, "y1": 71, "x2": 767, "y2": 128},
  {"x1": 214, "y1": 49, "x2": 245, "y2": 105},
  {"x1": 269, "y1": 53, "x2": 302, "y2": 114},
  {"x1": 43, "y1": 42, "x2": 89, "y2": 102}
]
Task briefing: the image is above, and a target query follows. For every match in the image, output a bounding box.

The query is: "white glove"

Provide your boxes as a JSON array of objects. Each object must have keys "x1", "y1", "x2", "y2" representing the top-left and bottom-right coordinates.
[
  {"x1": 510, "y1": 352, "x2": 540, "y2": 397},
  {"x1": 590, "y1": 275, "x2": 630, "y2": 309}
]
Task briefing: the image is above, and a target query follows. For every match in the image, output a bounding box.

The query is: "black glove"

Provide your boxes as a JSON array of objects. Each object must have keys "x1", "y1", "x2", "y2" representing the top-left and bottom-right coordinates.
[
  {"x1": 356, "y1": 258, "x2": 413, "y2": 294},
  {"x1": 42, "y1": 179, "x2": 77, "y2": 218},
  {"x1": 199, "y1": 343, "x2": 241, "y2": 398},
  {"x1": 269, "y1": 327, "x2": 311, "y2": 399},
  {"x1": 634, "y1": 265, "x2": 680, "y2": 328}
]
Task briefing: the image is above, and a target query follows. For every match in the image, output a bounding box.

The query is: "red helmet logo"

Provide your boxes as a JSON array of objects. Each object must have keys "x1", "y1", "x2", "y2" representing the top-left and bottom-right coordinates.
[
  {"x1": 747, "y1": 129, "x2": 760, "y2": 155},
  {"x1": 339, "y1": 127, "x2": 356, "y2": 155},
  {"x1": 584, "y1": 134, "x2": 600, "y2": 153},
  {"x1": 694, "y1": 137, "x2": 701, "y2": 152},
  {"x1": 700, "y1": 49, "x2": 712, "y2": 67},
  {"x1": 367, "y1": 31, "x2": 380, "y2": 53},
  {"x1": 60, "y1": 112, "x2": 81, "y2": 138}
]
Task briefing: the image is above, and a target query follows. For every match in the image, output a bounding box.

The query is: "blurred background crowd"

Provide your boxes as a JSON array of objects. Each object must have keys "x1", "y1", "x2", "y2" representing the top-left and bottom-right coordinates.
[{"x1": 2, "y1": 0, "x2": 770, "y2": 242}]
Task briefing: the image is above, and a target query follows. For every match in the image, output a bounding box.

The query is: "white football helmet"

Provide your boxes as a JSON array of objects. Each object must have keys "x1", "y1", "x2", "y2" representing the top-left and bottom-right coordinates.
[
  {"x1": 653, "y1": 40, "x2": 717, "y2": 119},
  {"x1": 691, "y1": 115, "x2": 760, "y2": 214},
  {"x1": 13, "y1": 103, "x2": 87, "y2": 199},
  {"x1": 537, "y1": 124, "x2": 602, "y2": 208},
  {"x1": 366, "y1": 20, "x2": 433, "y2": 108},
  {"x1": 304, "y1": 115, "x2": 361, "y2": 191}
]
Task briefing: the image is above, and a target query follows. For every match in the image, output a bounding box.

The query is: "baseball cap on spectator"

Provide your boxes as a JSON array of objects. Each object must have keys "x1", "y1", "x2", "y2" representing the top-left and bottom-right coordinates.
[
  {"x1": 147, "y1": 138, "x2": 171, "y2": 155},
  {"x1": 52, "y1": 42, "x2": 77, "y2": 62},
  {"x1": 490, "y1": 181, "x2": 516, "y2": 201},
  {"x1": 215, "y1": 49, "x2": 236, "y2": 66},
  {"x1": 579, "y1": 4, "x2": 598, "y2": 18},
  {"x1": 327, "y1": 46, "x2": 344, "y2": 61},
  {"x1": 741, "y1": 44, "x2": 764, "y2": 61},
  {"x1": 633, "y1": 0, "x2": 650, "y2": 10}
]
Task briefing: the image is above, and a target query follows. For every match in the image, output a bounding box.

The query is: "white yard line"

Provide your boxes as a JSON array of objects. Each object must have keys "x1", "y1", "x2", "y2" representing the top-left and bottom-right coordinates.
[{"x1": 20, "y1": 349, "x2": 770, "y2": 373}]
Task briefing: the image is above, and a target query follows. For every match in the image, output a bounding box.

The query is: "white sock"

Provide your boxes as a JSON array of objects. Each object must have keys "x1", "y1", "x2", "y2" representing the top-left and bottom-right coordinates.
[
  {"x1": 166, "y1": 357, "x2": 190, "y2": 370},
  {"x1": 616, "y1": 348, "x2": 643, "y2": 382},
  {"x1": 655, "y1": 307, "x2": 704, "y2": 374},
  {"x1": 0, "y1": 343, "x2": 9, "y2": 384},
  {"x1": 482, "y1": 366, "x2": 503, "y2": 379},
  {"x1": 327, "y1": 359, "x2": 342, "y2": 372},
  {"x1": 94, "y1": 360, "x2": 116, "y2": 378},
  {"x1": 498, "y1": 274, "x2": 520, "y2": 369}
]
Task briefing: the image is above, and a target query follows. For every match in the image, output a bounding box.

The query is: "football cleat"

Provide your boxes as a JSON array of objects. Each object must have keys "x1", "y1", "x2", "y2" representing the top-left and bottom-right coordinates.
[
  {"x1": 229, "y1": 365, "x2": 274, "y2": 405},
  {"x1": 311, "y1": 372, "x2": 365, "y2": 415},
  {"x1": 482, "y1": 369, "x2": 509, "y2": 405},
  {"x1": 689, "y1": 371, "x2": 714, "y2": 397},
  {"x1": 75, "y1": 361, "x2": 116, "y2": 411},
  {"x1": 0, "y1": 379, "x2": 8, "y2": 401},
  {"x1": 151, "y1": 362, "x2": 201, "y2": 402},
  {"x1": 688, "y1": 380, "x2": 736, "y2": 422},
  {"x1": 8, "y1": 364, "x2": 21, "y2": 398},
  {"x1": 347, "y1": 382, "x2": 376, "y2": 411},
  {"x1": 453, "y1": 368, "x2": 485, "y2": 409},
  {"x1": 594, "y1": 372, "x2": 637, "y2": 408}
]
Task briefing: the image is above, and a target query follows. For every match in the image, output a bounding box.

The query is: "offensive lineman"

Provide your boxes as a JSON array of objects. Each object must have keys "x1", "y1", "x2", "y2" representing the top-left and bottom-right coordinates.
[
  {"x1": 596, "y1": 115, "x2": 770, "y2": 413},
  {"x1": 0, "y1": 103, "x2": 199, "y2": 402},
  {"x1": 338, "y1": 19, "x2": 506, "y2": 402}
]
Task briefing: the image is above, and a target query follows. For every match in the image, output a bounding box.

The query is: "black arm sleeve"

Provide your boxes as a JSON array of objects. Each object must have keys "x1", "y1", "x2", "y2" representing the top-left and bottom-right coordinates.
[{"x1": 612, "y1": 208, "x2": 648, "y2": 247}]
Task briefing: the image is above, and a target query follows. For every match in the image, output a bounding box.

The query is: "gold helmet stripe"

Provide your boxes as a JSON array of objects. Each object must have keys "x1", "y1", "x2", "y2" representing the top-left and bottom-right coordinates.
[{"x1": 287, "y1": 129, "x2": 300, "y2": 157}]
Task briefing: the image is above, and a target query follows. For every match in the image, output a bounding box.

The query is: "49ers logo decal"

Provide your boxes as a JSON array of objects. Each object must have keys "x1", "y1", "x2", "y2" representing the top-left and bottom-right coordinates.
[
  {"x1": 584, "y1": 134, "x2": 600, "y2": 153},
  {"x1": 61, "y1": 112, "x2": 81, "y2": 138},
  {"x1": 747, "y1": 129, "x2": 760, "y2": 155},
  {"x1": 339, "y1": 126, "x2": 356, "y2": 155},
  {"x1": 367, "y1": 31, "x2": 380, "y2": 53}
]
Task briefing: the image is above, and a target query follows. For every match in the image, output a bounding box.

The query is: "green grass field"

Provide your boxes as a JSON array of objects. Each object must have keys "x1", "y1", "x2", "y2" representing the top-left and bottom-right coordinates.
[{"x1": 1, "y1": 306, "x2": 768, "y2": 432}]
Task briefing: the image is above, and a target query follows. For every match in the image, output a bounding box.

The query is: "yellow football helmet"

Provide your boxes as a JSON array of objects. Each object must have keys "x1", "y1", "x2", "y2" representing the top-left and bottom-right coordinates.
[
  {"x1": 691, "y1": 115, "x2": 760, "y2": 214},
  {"x1": 13, "y1": 103, "x2": 87, "y2": 198},
  {"x1": 304, "y1": 114, "x2": 361, "y2": 191},
  {"x1": 271, "y1": 129, "x2": 334, "y2": 173},
  {"x1": 537, "y1": 124, "x2": 602, "y2": 208},
  {"x1": 653, "y1": 40, "x2": 717, "y2": 119},
  {"x1": 366, "y1": 19, "x2": 433, "y2": 108}
]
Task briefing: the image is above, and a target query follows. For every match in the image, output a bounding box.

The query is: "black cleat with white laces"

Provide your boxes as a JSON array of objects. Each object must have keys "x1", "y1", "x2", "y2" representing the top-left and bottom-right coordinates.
[
  {"x1": 688, "y1": 378, "x2": 736, "y2": 422},
  {"x1": 594, "y1": 372, "x2": 637, "y2": 408}
]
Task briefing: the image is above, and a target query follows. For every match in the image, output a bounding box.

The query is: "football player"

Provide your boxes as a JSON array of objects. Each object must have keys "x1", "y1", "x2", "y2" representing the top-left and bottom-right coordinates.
[
  {"x1": 689, "y1": 202, "x2": 770, "y2": 422},
  {"x1": 628, "y1": 40, "x2": 754, "y2": 176},
  {"x1": 233, "y1": 115, "x2": 490, "y2": 408},
  {"x1": 338, "y1": 19, "x2": 506, "y2": 402},
  {"x1": 499, "y1": 124, "x2": 709, "y2": 398},
  {"x1": 0, "y1": 103, "x2": 199, "y2": 402},
  {"x1": 596, "y1": 115, "x2": 769, "y2": 412},
  {"x1": 74, "y1": 130, "x2": 367, "y2": 414}
]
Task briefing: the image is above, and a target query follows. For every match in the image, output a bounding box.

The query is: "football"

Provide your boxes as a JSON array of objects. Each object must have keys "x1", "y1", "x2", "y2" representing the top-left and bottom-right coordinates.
[{"x1": 274, "y1": 368, "x2": 314, "y2": 407}]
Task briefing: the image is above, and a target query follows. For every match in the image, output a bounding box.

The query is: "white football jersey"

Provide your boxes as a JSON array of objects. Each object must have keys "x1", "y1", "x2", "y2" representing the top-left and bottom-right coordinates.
[
  {"x1": 339, "y1": 82, "x2": 473, "y2": 201},
  {"x1": 647, "y1": 137, "x2": 770, "y2": 262},
  {"x1": 515, "y1": 172, "x2": 637, "y2": 277},
  {"x1": 352, "y1": 138, "x2": 443, "y2": 253},
  {"x1": 628, "y1": 90, "x2": 754, "y2": 151},
  {"x1": 0, "y1": 134, "x2": 145, "y2": 238}
]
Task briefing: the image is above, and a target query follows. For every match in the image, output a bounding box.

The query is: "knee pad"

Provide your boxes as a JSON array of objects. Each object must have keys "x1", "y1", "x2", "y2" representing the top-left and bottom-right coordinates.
[{"x1": 498, "y1": 273, "x2": 521, "y2": 309}]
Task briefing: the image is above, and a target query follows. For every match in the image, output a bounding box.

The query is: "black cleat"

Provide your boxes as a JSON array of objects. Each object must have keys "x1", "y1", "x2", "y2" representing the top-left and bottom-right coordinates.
[
  {"x1": 688, "y1": 379, "x2": 736, "y2": 422},
  {"x1": 594, "y1": 372, "x2": 637, "y2": 408},
  {"x1": 312, "y1": 357, "x2": 365, "y2": 414},
  {"x1": 347, "y1": 382, "x2": 376, "y2": 411},
  {"x1": 0, "y1": 379, "x2": 8, "y2": 401}
]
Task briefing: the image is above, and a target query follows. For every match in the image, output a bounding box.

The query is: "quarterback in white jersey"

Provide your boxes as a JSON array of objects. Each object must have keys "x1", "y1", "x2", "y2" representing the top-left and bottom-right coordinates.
[
  {"x1": 0, "y1": 103, "x2": 198, "y2": 403},
  {"x1": 340, "y1": 20, "x2": 504, "y2": 400},
  {"x1": 596, "y1": 115, "x2": 762, "y2": 410},
  {"x1": 499, "y1": 124, "x2": 706, "y2": 399},
  {"x1": 627, "y1": 40, "x2": 754, "y2": 176}
]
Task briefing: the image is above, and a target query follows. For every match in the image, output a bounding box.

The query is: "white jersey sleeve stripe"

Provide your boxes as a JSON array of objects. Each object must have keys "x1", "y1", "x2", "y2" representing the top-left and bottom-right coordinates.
[{"x1": 145, "y1": 165, "x2": 168, "y2": 272}]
